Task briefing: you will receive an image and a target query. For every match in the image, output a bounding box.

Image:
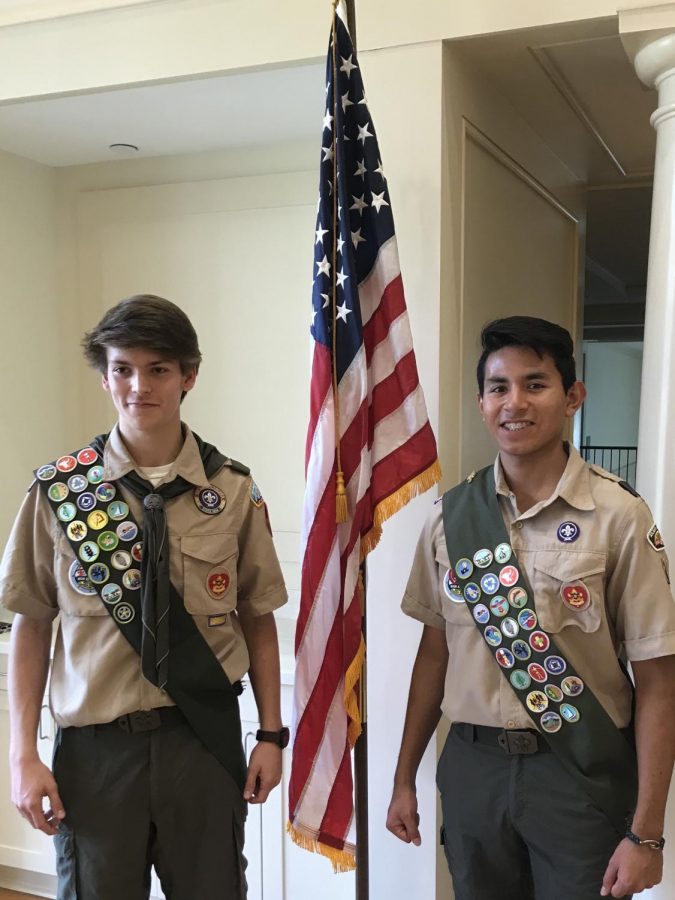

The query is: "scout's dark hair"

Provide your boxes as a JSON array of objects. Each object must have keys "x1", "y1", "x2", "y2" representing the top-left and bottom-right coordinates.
[
  {"x1": 476, "y1": 316, "x2": 576, "y2": 395},
  {"x1": 82, "y1": 294, "x2": 202, "y2": 376}
]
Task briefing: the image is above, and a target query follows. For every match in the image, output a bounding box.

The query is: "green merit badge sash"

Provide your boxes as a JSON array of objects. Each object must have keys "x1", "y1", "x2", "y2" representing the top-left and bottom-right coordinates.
[
  {"x1": 442, "y1": 466, "x2": 637, "y2": 833},
  {"x1": 35, "y1": 444, "x2": 246, "y2": 791}
]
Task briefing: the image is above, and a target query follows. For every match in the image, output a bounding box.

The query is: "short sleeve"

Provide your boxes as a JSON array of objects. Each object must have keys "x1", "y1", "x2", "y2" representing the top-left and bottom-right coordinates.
[
  {"x1": 0, "y1": 482, "x2": 59, "y2": 620},
  {"x1": 607, "y1": 498, "x2": 675, "y2": 661},
  {"x1": 401, "y1": 506, "x2": 446, "y2": 630},
  {"x1": 236, "y1": 477, "x2": 287, "y2": 616}
]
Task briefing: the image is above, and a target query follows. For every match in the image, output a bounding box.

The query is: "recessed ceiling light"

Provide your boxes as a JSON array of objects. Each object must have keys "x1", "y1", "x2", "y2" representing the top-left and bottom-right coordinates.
[{"x1": 109, "y1": 143, "x2": 139, "y2": 154}]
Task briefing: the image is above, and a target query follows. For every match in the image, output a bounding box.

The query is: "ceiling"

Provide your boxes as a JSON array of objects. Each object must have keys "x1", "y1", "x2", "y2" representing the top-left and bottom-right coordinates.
[{"x1": 0, "y1": 62, "x2": 325, "y2": 166}]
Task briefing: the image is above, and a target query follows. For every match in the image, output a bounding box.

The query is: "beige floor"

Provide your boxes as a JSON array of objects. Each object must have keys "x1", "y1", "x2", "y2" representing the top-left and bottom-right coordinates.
[{"x1": 0, "y1": 891, "x2": 45, "y2": 900}]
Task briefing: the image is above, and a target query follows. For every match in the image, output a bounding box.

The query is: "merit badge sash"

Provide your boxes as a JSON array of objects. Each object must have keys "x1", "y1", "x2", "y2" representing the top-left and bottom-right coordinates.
[
  {"x1": 441, "y1": 466, "x2": 637, "y2": 833},
  {"x1": 35, "y1": 446, "x2": 246, "y2": 790}
]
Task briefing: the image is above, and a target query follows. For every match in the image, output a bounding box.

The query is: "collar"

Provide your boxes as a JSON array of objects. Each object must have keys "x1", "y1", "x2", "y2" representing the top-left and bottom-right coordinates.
[
  {"x1": 493, "y1": 443, "x2": 595, "y2": 513},
  {"x1": 103, "y1": 423, "x2": 211, "y2": 488}
]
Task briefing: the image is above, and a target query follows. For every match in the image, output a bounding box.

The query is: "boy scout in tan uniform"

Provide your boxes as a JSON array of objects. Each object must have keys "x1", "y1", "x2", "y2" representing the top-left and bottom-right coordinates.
[
  {"x1": 386, "y1": 317, "x2": 675, "y2": 899},
  {"x1": 1, "y1": 296, "x2": 289, "y2": 900}
]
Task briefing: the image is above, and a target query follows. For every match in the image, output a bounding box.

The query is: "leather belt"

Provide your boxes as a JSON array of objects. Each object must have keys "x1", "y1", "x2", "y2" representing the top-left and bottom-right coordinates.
[{"x1": 452, "y1": 722, "x2": 552, "y2": 755}]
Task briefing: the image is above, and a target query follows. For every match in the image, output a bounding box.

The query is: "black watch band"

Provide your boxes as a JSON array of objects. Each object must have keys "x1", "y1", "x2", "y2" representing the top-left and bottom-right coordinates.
[
  {"x1": 625, "y1": 828, "x2": 665, "y2": 851},
  {"x1": 256, "y1": 727, "x2": 290, "y2": 749}
]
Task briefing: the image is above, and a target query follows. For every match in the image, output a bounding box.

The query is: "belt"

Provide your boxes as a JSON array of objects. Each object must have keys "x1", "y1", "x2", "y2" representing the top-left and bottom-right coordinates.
[{"x1": 452, "y1": 722, "x2": 552, "y2": 755}]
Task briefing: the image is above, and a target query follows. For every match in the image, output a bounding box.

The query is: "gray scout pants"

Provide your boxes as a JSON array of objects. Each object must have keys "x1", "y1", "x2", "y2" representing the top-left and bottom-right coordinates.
[
  {"x1": 53, "y1": 707, "x2": 247, "y2": 900},
  {"x1": 437, "y1": 723, "x2": 632, "y2": 900}
]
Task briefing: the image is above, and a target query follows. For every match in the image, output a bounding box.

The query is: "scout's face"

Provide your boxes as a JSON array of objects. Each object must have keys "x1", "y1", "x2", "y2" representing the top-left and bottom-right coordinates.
[
  {"x1": 478, "y1": 346, "x2": 585, "y2": 461},
  {"x1": 102, "y1": 346, "x2": 196, "y2": 433}
]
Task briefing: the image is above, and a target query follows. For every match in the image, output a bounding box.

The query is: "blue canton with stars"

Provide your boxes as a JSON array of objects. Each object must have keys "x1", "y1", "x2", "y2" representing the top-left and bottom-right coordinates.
[{"x1": 311, "y1": 8, "x2": 396, "y2": 383}]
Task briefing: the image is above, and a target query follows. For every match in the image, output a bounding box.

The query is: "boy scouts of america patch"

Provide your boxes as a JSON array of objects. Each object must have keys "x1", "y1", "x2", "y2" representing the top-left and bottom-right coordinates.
[
  {"x1": 194, "y1": 485, "x2": 226, "y2": 515},
  {"x1": 647, "y1": 523, "x2": 665, "y2": 551},
  {"x1": 250, "y1": 481, "x2": 264, "y2": 508}
]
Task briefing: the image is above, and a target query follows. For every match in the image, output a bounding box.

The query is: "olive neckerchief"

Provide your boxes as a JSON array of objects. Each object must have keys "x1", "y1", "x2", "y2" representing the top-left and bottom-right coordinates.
[{"x1": 441, "y1": 466, "x2": 637, "y2": 833}]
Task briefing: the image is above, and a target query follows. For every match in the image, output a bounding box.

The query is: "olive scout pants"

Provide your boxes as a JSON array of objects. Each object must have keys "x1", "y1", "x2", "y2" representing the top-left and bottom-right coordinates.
[
  {"x1": 53, "y1": 707, "x2": 247, "y2": 900},
  {"x1": 437, "y1": 723, "x2": 632, "y2": 900}
]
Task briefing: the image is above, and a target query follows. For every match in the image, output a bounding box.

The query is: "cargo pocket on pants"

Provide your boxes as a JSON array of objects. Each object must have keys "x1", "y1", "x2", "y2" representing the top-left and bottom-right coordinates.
[{"x1": 54, "y1": 822, "x2": 77, "y2": 900}]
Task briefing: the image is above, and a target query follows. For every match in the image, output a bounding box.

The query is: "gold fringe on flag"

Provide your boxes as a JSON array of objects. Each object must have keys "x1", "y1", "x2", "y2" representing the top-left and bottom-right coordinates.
[
  {"x1": 344, "y1": 632, "x2": 366, "y2": 746},
  {"x1": 286, "y1": 823, "x2": 357, "y2": 873}
]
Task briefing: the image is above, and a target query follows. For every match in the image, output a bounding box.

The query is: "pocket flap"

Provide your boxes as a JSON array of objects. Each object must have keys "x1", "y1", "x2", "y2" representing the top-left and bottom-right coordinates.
[
  {"x1": 181, "y1": 533, "x2": 237, "y2": 564},
  {"x1": 533, "y1": 550, "x2": 605, "y2": 583}
]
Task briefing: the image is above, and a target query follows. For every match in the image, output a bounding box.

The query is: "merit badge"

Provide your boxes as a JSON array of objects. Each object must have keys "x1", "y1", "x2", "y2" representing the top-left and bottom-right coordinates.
[
  {"x1": 544, "y1": 655, "x2": 567, "y2": 676},
  {"x1": 79, "y1": 541, "x2": 100, "y2": 563},
  {"x1": 510, "y1": 669, "x2": 531, "y2": 691},
  {"x1": 68, "y1": 560, "x2": 97, "y2": 596},
  {"x1": 501, "y1": 618, "x2": 519, "y2": 639},
  {"x1": 194, "y1": 485, "x2": 226, "y2": 516},
  {"x1": 68, "y1": 474, "x2": 88, "y2": 493},
  {"x1": 511, "y1": 639, "x2": 531, "y2": 661},
  {"x1": 250, "y1": 481, "x2": 264, "y2": 508},
  {"x1": 498, "y1": 565, "x2": 519, "y2": 588},
  {"x1": 647, "y1": 523, "x2": 665, "y2": 552},
  {"x1": 113, "y1": 603, "x2": 135, "y2": 624},
  {"x1": 464, "y1": 582, "x2": 481, "y2": 603},
  {"x1": 489, "y1": 596, "x2": 509, "y2": 617},
  {"x1": 77, "y1": 492, "x2": 96, "y2": 512},
  {"x1": 131, "y1": 541, "x2": 143, "y2": 563},
  {"x1": 111, "y1": 550, "x2": 132, "y2": 571},
  {"x1": 57, "y1": 502, "x2": 77, "y2": 523},
  {"x1": 473, "y1": 604, "x2": 490, "y2": 625},
  {"x1": 473, "y1": 548, "x2": 493, "y2": 569},
  {"x1": 95, "y1": 483, "x2": 116, "y2": 503},
  {"x1": 88, "y1": 563, "x2": 109, "y2": 585},
  {"x1": 123, "y1": 569, "x2": 141, "y2": 590},
  {"x1": 526, "y1": 690, "x2": 548, "y2": 713},
  {"x1": 87, "y1": 465, "x2": 105, "y2": 484},
  {"x1": 557, "y1": 521, "x2": 580, "y2": 543},
  {"x1": 529, "y1": 631, "x2": 550, "y2": 653},
  {"x1": 494, "y1": 543, "x2": 512, "y2": 565},
  {"x1": 101, "y1": 583, "x2": 123, "y2": 605},
  {"x1": 527, "y1": 662, "x2": 547, "y2": 683},
  {"x1": 540, "y1": 711, "x2": 562, "y2": 734},
  {"x1": 455, "y1": 558, "x2": 473, "y2": 579},
  {"x1": 496, "y1": 648, "x2": 515, "y2": 669},
  {"x1": 48, "y1": 483, "x2": 69, "y2": 502},
  {"x1": 545, "y1": 684, "x2": 564, "y2": 703},
  {"x1": 56, "y1": 455, "x2": 77, "y2": 473},
  {"x1": 107, "y1": 500, "x2": 129, "y2": 521},
  {"x1": 87, "y1": 510, "x2": 108, "y2": 531},
  {"x1": 561, "y1": 581, "x2": 590, "y2": 612},
  {"x1": 37, "y1": 464, "x2": 57, "y2": 481},
  {"x1": 443, "y1": 569, "x2": 464, "y2": 602},
  {"x1": 508, "y1": 587, "x2": 528, "y2": 609},
  {"x1": 518, "y1": 609, "x2": 537, "y2": 631},
  {"x1": 98, "y1": 531, "x2": 119, "y2": 552},
  {"x1": 561, "y1": 676, "x2": 584, "y2": 697},
  {"x1": 480, "y1": 572, "x2": 500, "y2": 595},
  {"x1": 66, "y1": 520, "x2": 87, "y2": 542},
  {"x1": 484, "y1": 625, "x2": 502, "y2": 647},
  {"x1": 560, "y1": 703, "x2": 580, "y2": 724},
  {"x1": 117, "y1": 521, "x2": 139, "y2": 542},
  {"x1": 77, "y1": 448, "x2": 98, "y2": 466},
  {"x1": 206, "y1": 568, "x2": 231, "y2": 600}
]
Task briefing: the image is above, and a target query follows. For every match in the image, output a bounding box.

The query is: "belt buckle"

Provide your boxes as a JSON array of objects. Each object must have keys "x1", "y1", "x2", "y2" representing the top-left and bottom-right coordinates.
[
  {"x1": 497, "y1": 729, "x2": 538, "y2": 755},
  {"x1": 118, "y1": 709, "x2": 161, "y2": 733}
]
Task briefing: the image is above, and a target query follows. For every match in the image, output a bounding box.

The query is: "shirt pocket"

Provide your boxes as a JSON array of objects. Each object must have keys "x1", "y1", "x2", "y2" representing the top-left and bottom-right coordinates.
[
  {"x1": 181, "y1": 533, "x2": 238, "y2": 616},
  {"x1": 533, "y1": 550, "x2": 606, "y2": 634},
  {"x1": 55, "y1": 550, "x2": 108, "y2": 617}
]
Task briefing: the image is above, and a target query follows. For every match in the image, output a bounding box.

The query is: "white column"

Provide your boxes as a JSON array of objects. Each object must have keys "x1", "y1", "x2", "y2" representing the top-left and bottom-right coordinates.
[{"x1": 625, "y1": 31, "x2": 675, "y2": 900}]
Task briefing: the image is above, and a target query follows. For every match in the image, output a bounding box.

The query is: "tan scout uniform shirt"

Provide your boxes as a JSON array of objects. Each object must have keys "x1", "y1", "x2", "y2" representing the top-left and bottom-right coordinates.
[
  {"x1": 0, "y1": 425, "x2": 287, "y2": 728},
  {"x1": 402, "y1": 446, "x2": 675, "y2": 730}
]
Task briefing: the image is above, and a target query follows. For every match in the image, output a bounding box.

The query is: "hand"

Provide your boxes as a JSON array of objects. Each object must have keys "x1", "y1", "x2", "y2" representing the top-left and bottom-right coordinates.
[
  {"x1": 600, "y1": 837, "x2": 663, "y2": 897},
  {"x1": 11, "y1": 756, "x2": 65, "y2": 835},
  {"x1": 386, "y1": 784, "x2": 421, "y2": 846},
  {"x1": 243, "y1": 742, "x2": 282, "y2": 804}
]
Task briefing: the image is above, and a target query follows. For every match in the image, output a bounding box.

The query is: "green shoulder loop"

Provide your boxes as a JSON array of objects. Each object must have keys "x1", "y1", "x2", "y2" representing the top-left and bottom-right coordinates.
[
  {"x1": 225, "y1": 457, "x2": 251, "y2": 477},
  {"x1": 588, "y1": 463, "x2": 641, "y2": 498}
]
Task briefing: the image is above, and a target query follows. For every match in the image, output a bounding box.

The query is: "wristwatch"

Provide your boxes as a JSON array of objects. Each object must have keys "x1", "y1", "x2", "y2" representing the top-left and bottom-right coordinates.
[
  {"x1": 625, "y1": 827, "x2": 666, "y2": 851},
  {"x1": 256, "y1": 727, "x2": 290, "y2": 749}
]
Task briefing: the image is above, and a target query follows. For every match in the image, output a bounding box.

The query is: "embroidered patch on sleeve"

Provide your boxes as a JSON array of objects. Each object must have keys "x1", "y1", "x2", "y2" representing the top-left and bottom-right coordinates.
[{"x1": 647, "y1": 523, "x2": 665, "y2": 552}]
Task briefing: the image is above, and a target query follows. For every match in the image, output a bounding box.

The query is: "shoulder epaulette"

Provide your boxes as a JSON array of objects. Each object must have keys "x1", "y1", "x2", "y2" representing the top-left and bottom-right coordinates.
[
  {"x1": 225, "y1": 457, "x2": 251, "y2": 477},
  {"x1": 589, "y1": 464, "x2": 641, "y2": 498}
]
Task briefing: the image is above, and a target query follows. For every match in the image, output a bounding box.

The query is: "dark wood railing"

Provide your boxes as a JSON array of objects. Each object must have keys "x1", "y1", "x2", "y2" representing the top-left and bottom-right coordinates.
[{"x1": 580, "y1": 445, "x2": 638, "y2": 488}]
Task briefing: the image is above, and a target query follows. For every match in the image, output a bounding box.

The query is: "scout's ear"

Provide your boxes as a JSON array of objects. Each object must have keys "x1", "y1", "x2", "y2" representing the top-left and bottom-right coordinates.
[
  {"x1": 565, "y1": 380, "x2": 586, "y2": 417},
  {"x1": 102, "y1": 372, "x2": 110, "y2": 393}
]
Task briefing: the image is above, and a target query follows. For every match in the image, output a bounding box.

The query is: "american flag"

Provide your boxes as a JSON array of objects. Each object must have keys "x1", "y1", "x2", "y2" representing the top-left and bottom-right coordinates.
[{"x1": 288, "y1": 0, "x2": 441, "y2": 870}]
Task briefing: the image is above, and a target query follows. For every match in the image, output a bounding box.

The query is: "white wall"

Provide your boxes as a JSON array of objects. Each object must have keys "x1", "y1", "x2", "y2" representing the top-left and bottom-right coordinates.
[{"x1": 582, "y1": 340, "x2": 643, "y2": 446}]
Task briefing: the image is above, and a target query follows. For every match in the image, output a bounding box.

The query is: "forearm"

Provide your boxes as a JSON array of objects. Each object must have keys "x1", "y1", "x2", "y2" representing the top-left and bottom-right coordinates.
[
  {"x1": 8, "y1": 614, "x2": 52, "y2": 763},
  {"x1": 631, "y1": 655, "x2": 675, "y2": 836},
  {"x1": 394, "y1": 624, "x2": 448, "y2": 789},
  {"x1": 239, "y1": 611, "x2": 282, "y2": 730}
]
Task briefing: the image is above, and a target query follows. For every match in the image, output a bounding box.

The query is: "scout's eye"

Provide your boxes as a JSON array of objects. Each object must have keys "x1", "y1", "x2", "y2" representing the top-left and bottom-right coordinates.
[{"x1": 112, "y1": 366, "x2": 130, "y2": 375}]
